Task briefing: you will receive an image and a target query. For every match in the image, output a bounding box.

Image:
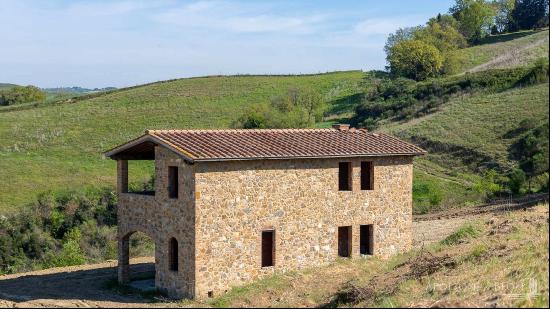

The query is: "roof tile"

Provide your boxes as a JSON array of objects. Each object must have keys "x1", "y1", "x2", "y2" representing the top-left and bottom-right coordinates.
[{"x1": 105, "y1": 128, "x2": 427, "y2": 161}]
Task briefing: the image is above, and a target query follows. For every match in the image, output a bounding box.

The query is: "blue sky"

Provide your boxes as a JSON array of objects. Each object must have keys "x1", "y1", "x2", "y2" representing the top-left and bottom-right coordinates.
[{"x1": 0, "y1": 0, "x2": 454, "y2": 88}]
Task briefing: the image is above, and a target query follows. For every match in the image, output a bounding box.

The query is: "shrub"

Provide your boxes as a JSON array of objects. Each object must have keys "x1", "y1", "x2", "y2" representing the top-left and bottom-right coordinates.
[
  {"x1": 0, "y1": 184, "x2": 145, "y2": 274},
  {"x1": 413, "y1": 181, "x2": 444, "y2": 214},
  {"x1": 234, "y1": 87, "x2": 326, "y2": 129},
  {"x1": 351, "y1": 66, "x2": 543, "y2": 126},
  {"x1": 510, "y1": 123, "x2": 549, "y2": 192},
  {"x1": 508, "y1": 168, "x2": 526, "y2": 194},
  {"x1": 441, "y1": 224, "x2": 480, "y2": 245},
  {"x1": 516, "y1": 58, "x2": 549, "y2": 86},
  {"x1": 0, "y1": 85, "x2": 46, "y2": 106},
  {"x1": 474, "y1": 169, "x2": 504, "y2": 199}
]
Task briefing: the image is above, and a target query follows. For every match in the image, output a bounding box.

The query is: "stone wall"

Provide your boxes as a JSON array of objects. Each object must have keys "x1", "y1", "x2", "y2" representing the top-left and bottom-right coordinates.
[
  {"x1": 193, "y1": 156, "x2": 414, "y2": 298},
  {"x1": 117, "y1": 146, "x2": 196, "y2": 298},
  {"x1": 117, "y1": 149, "x2": 414, "y2": 299}
]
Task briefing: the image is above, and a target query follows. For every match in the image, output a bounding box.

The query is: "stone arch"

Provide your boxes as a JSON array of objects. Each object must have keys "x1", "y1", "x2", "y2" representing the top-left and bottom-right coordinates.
[{"x1": 118, "y1": 230, "x2": 156, "y2": 285}]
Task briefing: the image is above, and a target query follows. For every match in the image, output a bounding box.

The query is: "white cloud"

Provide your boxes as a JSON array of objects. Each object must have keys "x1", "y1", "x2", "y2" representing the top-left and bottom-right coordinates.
[
  {"x1": 65, "y1": 0, "x2": 165, "y2": 16},
  {"x1": 0, "y1": 0, "x2": 451, "y2": 87},
  {"x1": 354, "y1": 16, "x2": 425, "y2": 36},
  {"x1": 153, "y1": 0, "x2": 326, "y2": 34}
]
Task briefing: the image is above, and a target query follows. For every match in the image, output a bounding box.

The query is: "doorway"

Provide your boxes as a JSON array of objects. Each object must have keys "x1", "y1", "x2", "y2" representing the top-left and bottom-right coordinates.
[
  {"x1": 338, "y1": 226, "x2": 352, "y2": 257},
  {"x1": 360, "y1": 225, "x2": 374, "y2": 256}
]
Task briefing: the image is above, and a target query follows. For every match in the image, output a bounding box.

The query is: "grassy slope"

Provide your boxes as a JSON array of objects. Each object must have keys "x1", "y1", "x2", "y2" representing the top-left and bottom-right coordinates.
[
  {"x1": 191, "y1": 204, "x2": 549, "y2": 308},
  {"x1": 458, "y1": 29, "x2": 549, "y2": 72},
  {"x1": 375, "y1": 30, "x2": 550, "y2": 212},
  {"x1": 385, "y1": 83, "x2": 549, "y2": 170},
  {"x1": 1, "y1": 31, "x2": 548, "y2": 213},
  {"x1": 0, "y1": 71, "x2": 364, "y2": 212},
  {"x1": 379, "y1": 83, "x2": 549, "y2": 212},
  {"x1": 0, "y1": 83, "x2": 18, "y2": 90}
]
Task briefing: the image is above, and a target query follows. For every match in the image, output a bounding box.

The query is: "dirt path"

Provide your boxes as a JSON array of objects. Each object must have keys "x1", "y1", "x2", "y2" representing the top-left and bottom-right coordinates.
[
  {"x1": 1, "y1": 195, "x2": 547, "y2": 308},
  {"x1": 466, "y1": 37, "x2": 548, "y2": 73},
  {"x1": 0, "y1": 257, "x2": 175, "y2": 308}
]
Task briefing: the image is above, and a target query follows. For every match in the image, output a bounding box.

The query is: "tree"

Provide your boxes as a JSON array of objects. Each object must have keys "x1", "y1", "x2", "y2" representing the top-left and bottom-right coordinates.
[
  {"x1": 413, "y1": 15, "x2": 468, "y2": 75},
  {"x1": 450, "y1": 0, "x2": 497, "y2": 42},
  {"x1": 384, "y1": 26, "x2": 422, "y2": 59},
  {"x1": 494, "y1": 0, "x2": 516, "y2": 32},
  {"x1": 414, "y1": 15, "x2": 468, "y2": 53},
  {"x1": 508, "y1": 168, "x2": 526, "y2": 194},
  {"x1": 387, "y1": 40, "x2": 444, "y2": 80},
  {"x1": 514, "y1": 123, "x2": 549, "y2": 192},
  {"x1": 510, "y1": 0, "x2": 549, "y2": 30}
]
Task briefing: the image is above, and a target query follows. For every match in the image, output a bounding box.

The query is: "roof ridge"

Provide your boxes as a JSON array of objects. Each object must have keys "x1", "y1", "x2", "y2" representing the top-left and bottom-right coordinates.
[{"x1": 146, "y1": 128, "x2": 341, "y2": 134}]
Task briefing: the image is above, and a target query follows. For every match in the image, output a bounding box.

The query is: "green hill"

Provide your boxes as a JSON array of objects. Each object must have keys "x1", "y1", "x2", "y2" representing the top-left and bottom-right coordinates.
[
  {"x1": 0, "y1": 72, "x2": 364, "y2": 212},
  {"x1": 0, "y1": 83, "x2": 18, "y2": 90},
  {"x1": 0, "y1": 30, "x2": 548, "y2": 214},
  {"x1": 383, "y1": 82, "x2": 549, "y2": 212},
  {"x1": 457, "y1": 29, "x2": 548, "y2": 73}
]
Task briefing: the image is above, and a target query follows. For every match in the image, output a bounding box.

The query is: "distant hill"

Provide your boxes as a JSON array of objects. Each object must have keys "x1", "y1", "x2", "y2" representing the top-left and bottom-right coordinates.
[
  {"x1": 0, "y1": 83, "x2": 18, "y2": 90},
  {"x1": 0, "y1": 71, "x2": 364, "y2": 211},
  {"x1": 43, "y1": 86, "x2": 117, "y2": 95}
]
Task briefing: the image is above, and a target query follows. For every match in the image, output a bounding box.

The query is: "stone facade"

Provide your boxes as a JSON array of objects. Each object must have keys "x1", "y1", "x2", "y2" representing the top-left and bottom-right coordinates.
[{"x1": 116, "y1": 146, "x2": 414, "y2": 299}]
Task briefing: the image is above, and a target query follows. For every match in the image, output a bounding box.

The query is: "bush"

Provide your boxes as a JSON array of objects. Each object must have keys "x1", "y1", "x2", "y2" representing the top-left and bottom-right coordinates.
[
  {"x1": 473, "y1": 169, "x2": 504, "y2": 199},
  {"x1": 508, "y1": 168, "x2": 526, "y2": 194},
  {"x1": 413, "y1": 181, "x2": 444, "y2": 213},
  {"x1": 0, "y1": 85, "x2": 46, "y2": 106},
  {"x1": 0, "y1": 184, "x2": 148, "y2": 274},
  {"x1": 234, "y1": 87, "x2": 326, "y2": 129},
  {"x1": 510, "y1": 122, "x2": 549, "y2": 192},
  {"x1": 516, "y1": 58, "x2": 549, "y2": 86},
  {"x1": 441, "y1": 224, "x2": 480, "y2": 245}
]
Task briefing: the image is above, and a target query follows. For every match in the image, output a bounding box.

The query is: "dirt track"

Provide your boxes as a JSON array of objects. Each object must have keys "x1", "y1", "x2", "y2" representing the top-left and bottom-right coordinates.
[{"x1": 0, "y1": 195, "x2": 547, "y2": 308}]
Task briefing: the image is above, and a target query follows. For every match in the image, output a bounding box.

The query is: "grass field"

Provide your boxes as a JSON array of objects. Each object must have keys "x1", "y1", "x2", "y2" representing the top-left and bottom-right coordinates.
[
  {"x1": 0, "y1": 71, "x2": 364, "y2": 212},
  {"x1": 457, "y1": 29, "x2": 548, "y2": 73}
]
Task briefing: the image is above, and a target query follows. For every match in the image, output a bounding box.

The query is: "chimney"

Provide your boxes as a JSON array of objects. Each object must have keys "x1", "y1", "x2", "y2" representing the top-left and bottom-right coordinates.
[{"x1": 332, "y1": 123, "x2": 350, "y2": 131}]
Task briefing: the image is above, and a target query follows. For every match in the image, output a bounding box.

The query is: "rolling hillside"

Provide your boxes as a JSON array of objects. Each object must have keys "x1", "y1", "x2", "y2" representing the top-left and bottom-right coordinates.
[
  {"x1": 0, "y1": 30, "x2": 548, "y2": 214},
  {"x1": 0, "y1": 72, "x2": 364, "y2": 212},
  {"x1": 384, "y1": 82, "x2": 548, "y2": 212}
]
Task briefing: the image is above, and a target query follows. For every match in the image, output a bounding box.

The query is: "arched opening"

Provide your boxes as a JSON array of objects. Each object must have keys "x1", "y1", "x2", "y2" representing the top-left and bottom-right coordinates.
[
  {"x1": 169, "y1": 237, "x2": 179, "y2": 271},
  {"x1": 118, "y1": 231, "x2": 156, "y2": 292}
]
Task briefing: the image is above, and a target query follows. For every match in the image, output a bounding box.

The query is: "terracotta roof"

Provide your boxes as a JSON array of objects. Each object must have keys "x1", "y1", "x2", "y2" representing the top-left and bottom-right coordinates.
[{"x1": 105, "y1": 128, "x2": 426, "y2": 162}]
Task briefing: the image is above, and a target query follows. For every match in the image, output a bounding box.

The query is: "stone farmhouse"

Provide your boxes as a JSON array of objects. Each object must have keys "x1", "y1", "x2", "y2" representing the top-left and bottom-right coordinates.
[{"x1": 105, "y1": 124, "x2": 425, "y2": 299}]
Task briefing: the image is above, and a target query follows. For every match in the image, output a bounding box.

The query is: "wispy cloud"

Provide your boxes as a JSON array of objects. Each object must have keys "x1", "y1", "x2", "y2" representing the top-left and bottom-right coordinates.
[
  {"x1": 0, "y1": 0, "x2": 454, "y2": 87},
  {"x1": 64, "y1": 0, "x2": 166, "y2": 16},
  {"x1": 354, "y1": 16, "x2": 425, "y2": 36},
  {"x1": 153, "y1": 1, "x2": 327, "y2": 34}
]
